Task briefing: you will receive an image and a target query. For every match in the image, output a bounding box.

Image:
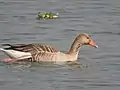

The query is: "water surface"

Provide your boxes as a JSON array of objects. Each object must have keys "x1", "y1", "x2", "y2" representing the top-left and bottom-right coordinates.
[{"x1": 0, "y1": 0, "x2": 120, "y2": 90}]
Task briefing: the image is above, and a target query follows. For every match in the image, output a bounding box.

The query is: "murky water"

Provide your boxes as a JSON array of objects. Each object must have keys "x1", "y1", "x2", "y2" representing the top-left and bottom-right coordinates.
[{"x1": 0, "y1": 0, "x2": 120, "y2": 90}]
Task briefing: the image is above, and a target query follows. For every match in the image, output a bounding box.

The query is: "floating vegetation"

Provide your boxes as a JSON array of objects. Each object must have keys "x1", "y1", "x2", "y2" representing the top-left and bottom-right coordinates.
[{"x1": 36, "y1": 12, "x2": 59, "y2": 20}]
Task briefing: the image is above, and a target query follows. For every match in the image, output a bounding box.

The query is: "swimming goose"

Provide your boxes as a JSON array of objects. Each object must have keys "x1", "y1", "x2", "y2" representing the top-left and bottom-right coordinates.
[{"x1": 0, "y1": 33, "x2": 98, "y2": 63}]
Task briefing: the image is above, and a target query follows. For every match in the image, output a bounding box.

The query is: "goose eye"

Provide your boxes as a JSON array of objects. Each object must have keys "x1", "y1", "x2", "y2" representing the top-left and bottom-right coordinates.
[
  {"x1": 78, "y1": 44, "x2": 81, "y2": 46},
  {"x1": 87, "y1": 37, "x2": 89, "y2": 39}
]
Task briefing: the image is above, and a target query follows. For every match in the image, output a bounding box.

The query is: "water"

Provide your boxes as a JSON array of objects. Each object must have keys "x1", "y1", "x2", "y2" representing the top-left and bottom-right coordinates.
[{"x1": 0, "y1": 0, "x2": 120, "y2": 90}]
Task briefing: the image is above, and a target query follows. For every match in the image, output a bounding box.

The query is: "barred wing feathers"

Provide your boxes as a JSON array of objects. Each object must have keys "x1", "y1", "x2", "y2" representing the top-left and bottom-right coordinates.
[{"x1": 2, "y1": 43, "x2": 59, "y2": 54}]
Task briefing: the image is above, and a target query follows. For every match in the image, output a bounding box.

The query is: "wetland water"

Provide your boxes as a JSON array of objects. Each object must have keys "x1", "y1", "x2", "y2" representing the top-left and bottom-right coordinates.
[{"x1": 0, "y1": 0, "x2": 120, "y2": 90}]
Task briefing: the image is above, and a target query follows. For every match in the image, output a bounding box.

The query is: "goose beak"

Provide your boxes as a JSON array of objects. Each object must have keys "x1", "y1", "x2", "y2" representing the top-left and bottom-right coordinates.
[{"x1": 88, "y1": 38, "x2": 98, "y2": 48}]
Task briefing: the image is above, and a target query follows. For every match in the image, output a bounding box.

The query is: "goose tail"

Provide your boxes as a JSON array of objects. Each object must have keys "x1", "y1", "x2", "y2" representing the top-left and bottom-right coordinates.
[{"x1": 0, "y1": 48, "x2": 6, "y2": 51}]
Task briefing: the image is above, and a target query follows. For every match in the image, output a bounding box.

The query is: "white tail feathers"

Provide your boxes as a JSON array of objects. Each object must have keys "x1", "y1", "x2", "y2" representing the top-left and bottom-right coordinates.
[
  {"x1": 0, "y1": 48, "x2": 32, "y2": 59},
  {"x1": 0, "y1": 48, "x2": 5, "y2": 51}
]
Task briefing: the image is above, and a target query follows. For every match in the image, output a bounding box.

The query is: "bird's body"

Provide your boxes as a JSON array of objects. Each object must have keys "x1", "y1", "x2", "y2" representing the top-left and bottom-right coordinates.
[{"x1": 0, "y1": 33, "x2": 98, "y2": 63}]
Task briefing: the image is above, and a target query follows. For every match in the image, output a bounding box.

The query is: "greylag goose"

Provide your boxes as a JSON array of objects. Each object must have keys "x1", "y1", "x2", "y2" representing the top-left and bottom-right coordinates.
[{"x1": 0, "y1": 33, "x2": 98, "y2": 63}]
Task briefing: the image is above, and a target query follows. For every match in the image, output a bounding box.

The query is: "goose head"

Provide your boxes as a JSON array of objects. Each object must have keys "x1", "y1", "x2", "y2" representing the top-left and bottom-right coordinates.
[
  {"x1": 75, "y1": 33, "x2": 98, "y2": 48},
  {"x1": 68, "y1": 33, "x2": 98, "y2": 54}
]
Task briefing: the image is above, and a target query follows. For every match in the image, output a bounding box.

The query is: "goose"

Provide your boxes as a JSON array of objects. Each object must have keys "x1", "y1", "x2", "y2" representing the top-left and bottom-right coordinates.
[{"x1": 0, "y1": 33, "x2": 98, "y2": 63}]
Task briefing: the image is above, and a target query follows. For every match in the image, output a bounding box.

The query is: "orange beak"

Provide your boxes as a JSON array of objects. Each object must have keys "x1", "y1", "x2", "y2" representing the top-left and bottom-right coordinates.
[{"x1": 88, "y1": 38, "x2": 98, "y2": 48}]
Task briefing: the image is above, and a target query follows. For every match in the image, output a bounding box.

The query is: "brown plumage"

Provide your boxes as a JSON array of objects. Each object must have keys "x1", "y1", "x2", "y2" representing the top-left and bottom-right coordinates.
[
  {"x1": 3, "y1": 43, "x2": 58, "y2": 53},
  {"x1": 0, "y1": 33, "x2": 98, "y2": 63}
]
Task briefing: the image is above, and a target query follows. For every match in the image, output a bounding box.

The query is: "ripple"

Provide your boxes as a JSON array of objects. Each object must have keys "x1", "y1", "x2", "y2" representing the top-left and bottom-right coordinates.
[
  {"x1": 45, "y1": 38, "x2": 62, "y2": 41},
  {"x1": 0, "y1": 37, "x2": 20, "y2": 42},
  {"x1": 92, "y1": 54, "x2": 120, "y2": 60},
  {"x1": 87, "y1": 83, "x2": 120, "y2": 87},
  {"x1": 61, "y1": 79, "x2": 92, "y2": 83},
  {"x1": 63, "y1": 29, "x2": 76, "y2": 32},
  {"x1": 12, "y1": 15, "x2": 26, "y2": 20},
  {"x1": 5, "y1": 32, "x2": 47, "y2": 36},
  {"x1": 2, "y1": 1, "x2": 35, "y2": 5},
  {"x1": 106, "y1": 11, "x2": 120, "y2": 16},
  {"x1": 93, "y1": 31, "x2": 120, "y2": 36}
]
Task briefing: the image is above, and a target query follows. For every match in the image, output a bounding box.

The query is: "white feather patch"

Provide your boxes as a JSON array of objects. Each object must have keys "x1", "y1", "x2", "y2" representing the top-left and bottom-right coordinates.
[{"x1": 0, "y1": 48, "x2": 32, "y2": 59}]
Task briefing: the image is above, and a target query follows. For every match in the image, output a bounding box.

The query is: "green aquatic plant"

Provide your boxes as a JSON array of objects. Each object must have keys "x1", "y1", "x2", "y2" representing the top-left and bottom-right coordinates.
[{"x1": 36, "y1": 12, "x2": 59, "y2": 19}]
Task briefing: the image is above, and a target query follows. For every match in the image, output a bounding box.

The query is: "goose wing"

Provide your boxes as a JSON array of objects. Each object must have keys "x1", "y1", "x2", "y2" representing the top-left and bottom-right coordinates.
[{"x1": 2, "y1": 43, "x2": 59, "y2": 54}]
